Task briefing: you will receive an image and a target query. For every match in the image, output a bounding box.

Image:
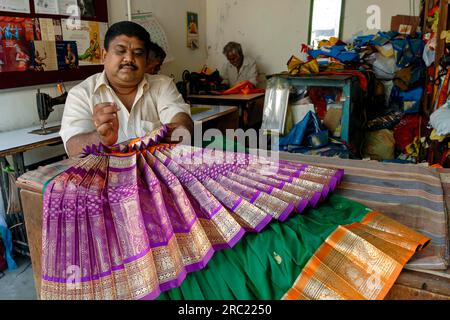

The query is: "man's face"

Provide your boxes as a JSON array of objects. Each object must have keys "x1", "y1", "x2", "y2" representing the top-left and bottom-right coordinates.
[
  {"x1": 147, "y1": 58, "x2": 163, "y2": 75},
  {"x1": 103, "y1": 35, "x2": 149, "y2": 87},
  {"x1": 226, "y1": 51, "x2": 243, "y2": 69}
]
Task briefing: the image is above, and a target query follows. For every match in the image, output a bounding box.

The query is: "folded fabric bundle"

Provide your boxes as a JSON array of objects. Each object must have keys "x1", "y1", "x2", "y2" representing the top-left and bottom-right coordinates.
[
  {"x1": 213, "y1": 80, "x2": 265, "y2": 95},
  {"x1": 40, "y1": 127, "x2": 344, "y2": 300},
  {"x1": 308, "y1": 45, "x2": 359, "y2": 63},
  {"x1": 365, "y1": 112, "x2": 403, "y2": 131},
  {"x1": 390, "y1": 85, "x2": 423, "y2": 114}
]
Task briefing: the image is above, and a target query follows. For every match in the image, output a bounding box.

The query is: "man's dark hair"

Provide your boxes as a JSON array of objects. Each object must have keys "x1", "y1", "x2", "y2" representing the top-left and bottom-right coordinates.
[
  {"x1": 148, "y1": 41, "x2": 166, "y2": 61},
  {"x1": 104, "y1": 21, "x2": 152, "y2": 57}
]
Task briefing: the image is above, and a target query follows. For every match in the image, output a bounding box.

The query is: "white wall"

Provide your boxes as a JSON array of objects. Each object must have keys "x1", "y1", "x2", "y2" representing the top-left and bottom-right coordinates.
[
  {"x1": 206, "y1": 0, "x2": 311, "y2": 84},
  {"x1": 0, "y1": 84, "x2": 72, "y2": 166},
  {"x1": 108, "y1": 0, "x2": 208, "y2": 81},
  {"x1": 206, "y1": 0, "x2": 421, "y2": 77},
  {"x1": 342, "y1": 0, "x2": 421, "y2": 40}
]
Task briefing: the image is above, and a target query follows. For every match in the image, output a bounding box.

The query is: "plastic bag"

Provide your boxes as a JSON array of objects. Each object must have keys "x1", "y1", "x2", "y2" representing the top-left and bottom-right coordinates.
[
  {"x1": 279, "y1": 111, "x2": 329, "y2": 150},
  {"x1": 0, "y1": 214, "x2": 18, "y2": 270},
  {"x1": 390, "y1": 86, "x2": 423, "y2": 114},
  {"x1": 363, "y1": 129, "x2": 396, "y2": 161},
  {"x1": 371, "y1": 53, "x2": 399, "y2": 80},
  {"x1": 423, "y1": 35, "x2": 436, "y2": 67},
  {"x1": 430, "y1": 103, "x2": 450, "y2": 136},
  {"x1": 261, "y1": 77, "x2": 290, "y2": 134}
]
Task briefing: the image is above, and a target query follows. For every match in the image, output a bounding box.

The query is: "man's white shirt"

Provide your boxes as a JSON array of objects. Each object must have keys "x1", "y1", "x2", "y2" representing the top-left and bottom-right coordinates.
[
  {"x1": 220, "y1": 56, "x2": 258, "y2": 87},
  {"x1": 60, "y1": 71, "x2": 190, "y2": 151}
]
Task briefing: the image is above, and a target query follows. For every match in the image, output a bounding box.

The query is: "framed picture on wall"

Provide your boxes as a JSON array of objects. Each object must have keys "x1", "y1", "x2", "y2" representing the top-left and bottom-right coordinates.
[{"x1": 187, "y1": 11, "x2": 199, "y2": 50}]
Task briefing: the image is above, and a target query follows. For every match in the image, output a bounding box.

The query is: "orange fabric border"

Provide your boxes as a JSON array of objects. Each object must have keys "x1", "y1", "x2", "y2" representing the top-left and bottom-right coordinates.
[{"x1": 283, "y1": 211, "x2": 432, "y2": 300}]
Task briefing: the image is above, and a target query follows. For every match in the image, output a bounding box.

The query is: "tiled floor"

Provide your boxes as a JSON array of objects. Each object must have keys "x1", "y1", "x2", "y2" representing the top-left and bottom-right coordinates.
[{"x1": 0, "y1": 255, "x2": 37, "y2": 300}]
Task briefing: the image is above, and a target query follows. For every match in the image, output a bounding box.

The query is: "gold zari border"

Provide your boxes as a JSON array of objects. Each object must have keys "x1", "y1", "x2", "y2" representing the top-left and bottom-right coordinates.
[{"x1": 283, "y1": 212, "x2": 431, "y2": 300}]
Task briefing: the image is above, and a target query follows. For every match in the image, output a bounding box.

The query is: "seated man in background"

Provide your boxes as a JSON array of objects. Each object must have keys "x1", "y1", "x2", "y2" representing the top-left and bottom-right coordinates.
[
  {"x1": 147, "y1": 41, "x2": 166, "y2": 75},
  {"x1": 220, "y1": 41, "x2": 258, "y2": 87},
  {"x1": 60, "y1": 21, "x2": 193, "y2": 158}
]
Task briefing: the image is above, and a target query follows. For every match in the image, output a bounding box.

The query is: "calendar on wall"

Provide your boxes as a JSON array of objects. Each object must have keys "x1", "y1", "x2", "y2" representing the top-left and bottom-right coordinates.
[{"x1": 132, "y1": 12, "x2": 174, "y2": 63}]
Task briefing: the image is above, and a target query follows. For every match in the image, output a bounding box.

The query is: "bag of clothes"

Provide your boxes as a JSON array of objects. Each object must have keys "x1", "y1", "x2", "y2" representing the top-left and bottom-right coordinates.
[
  {"x1": 390, "y1": 85, "x2": 423, "y2": 114},
  {"x1": 0, "y1": 214, "x2": 17, "y2": 271}
]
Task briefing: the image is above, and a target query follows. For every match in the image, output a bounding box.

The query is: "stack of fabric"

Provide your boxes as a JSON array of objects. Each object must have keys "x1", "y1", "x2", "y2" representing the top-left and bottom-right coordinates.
[
  {"x1": 37, "y1": 126, "x2": 430, "y2": 300},
  {"x1": 283, "y1": 31, "x2": 428, "y2": 163}
]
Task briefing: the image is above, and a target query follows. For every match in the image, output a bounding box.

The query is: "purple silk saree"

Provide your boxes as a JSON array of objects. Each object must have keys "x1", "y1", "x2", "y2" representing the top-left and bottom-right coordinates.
[{"x1": 41, "y1": 127, "x2": 343, "y2": 300}]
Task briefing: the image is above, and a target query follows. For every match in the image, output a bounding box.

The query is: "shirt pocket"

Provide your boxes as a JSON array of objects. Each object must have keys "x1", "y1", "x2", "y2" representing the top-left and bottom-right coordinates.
[{"x1": 139, "y1": 120, "x2": 162, "y2": 136}]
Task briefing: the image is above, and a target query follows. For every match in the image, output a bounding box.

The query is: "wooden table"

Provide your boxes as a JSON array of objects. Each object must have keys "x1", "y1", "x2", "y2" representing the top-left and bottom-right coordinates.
[
  {"x1": 0, "y1": 122, "x2": 63, "y2": 255},
  {"x1": 187, "y1": 93, "x2": 265, "y2": 129},
  {"x1": 191, "y1": 105, "x2": 239, "y2": 134},
  {"x1": 268, "y1": 74, "x2": 354, "y2": 145},
  {"x1": 0, "y1": 122, "x2": 62, "y2": 211}
]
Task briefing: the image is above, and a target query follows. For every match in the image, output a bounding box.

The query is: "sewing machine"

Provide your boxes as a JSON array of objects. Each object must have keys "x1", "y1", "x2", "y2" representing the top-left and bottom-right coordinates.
[{"x1": 30, "y1": 84, "x2": 68, "y2": 135}]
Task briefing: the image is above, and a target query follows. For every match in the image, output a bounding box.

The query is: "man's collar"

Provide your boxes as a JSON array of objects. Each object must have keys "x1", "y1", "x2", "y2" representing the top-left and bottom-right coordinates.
[
  {"x1": 242, "y1": 56, "x2": 251, "y2": 67},
  {"x1": 94, "y1": 71, "x2": 150, "y2": 94},
  {"x1": 140, "y1": 74, "x2": 150, "y2": 93},
  {"x1": 94, "y1": 70, "x2": 110, "y2": 93}
]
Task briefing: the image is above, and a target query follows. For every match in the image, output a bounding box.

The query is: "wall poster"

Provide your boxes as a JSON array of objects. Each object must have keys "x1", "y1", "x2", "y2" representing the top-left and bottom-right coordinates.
[
  {"x1": 0, "y1": 0, "x2": 30, "y2": 14},
  {"x1": 187, "y1": 11, "x2": 199, "y2": 50},
  {"x1": 61, "y1": 19, "x2": 107, "y2": 65}
]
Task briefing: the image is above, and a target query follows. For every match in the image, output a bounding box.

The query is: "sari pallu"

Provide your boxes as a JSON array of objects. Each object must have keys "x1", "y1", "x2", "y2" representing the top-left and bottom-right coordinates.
[{"x1": 40, "y1": 128, "x2": 343, "y2": 300}]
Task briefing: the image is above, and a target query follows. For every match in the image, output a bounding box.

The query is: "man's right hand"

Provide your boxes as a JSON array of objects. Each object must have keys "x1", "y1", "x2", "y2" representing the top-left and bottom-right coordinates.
[{"x1": 93, "y1": 102, "x2": 120, "y2": 146}]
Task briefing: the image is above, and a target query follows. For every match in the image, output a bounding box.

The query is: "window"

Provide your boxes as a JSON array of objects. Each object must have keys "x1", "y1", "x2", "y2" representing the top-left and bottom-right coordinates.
[{"x1": 308, "y1": 0, "x2": 345, "y2": 47}]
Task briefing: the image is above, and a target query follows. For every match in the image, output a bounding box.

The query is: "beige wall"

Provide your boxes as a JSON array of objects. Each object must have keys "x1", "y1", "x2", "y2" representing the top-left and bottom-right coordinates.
[{"x1": 206, "y1": 0, "x2": 421, "y2": 78}]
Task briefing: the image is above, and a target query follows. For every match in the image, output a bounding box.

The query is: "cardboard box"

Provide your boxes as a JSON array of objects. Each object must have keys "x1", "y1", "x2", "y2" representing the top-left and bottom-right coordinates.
[{"x1": 391, "y1": 15, "x2": 420, "y2": 35}]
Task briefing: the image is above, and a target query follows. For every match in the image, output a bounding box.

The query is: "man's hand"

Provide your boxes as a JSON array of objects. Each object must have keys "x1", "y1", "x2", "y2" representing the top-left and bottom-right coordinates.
[
  {"x1": 163, "y1": 123, "x2": 188, "y2": 144},
  {"x1": 162, "y1": 113, "x2": 194, "y2": 145},
  {"x1": 93, "y1": 102, "x2": 120, "y2": 146}
]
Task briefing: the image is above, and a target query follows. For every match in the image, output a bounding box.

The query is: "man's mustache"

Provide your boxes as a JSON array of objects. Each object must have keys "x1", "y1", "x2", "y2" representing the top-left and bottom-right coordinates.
[{"x1": 120, "y1": 63, "x2": 138, "y2": 70}]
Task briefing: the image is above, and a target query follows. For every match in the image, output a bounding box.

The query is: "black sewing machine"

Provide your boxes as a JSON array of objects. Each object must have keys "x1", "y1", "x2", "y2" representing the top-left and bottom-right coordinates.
[{"x1": 30, "y1": 84, "x2": 68, "y2": 135}]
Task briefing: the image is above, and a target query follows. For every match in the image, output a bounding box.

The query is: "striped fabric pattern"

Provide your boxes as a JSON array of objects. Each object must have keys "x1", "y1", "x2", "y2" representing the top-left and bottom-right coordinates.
[{"x1": 280, "y1": 153, "x2": 450, "y2": 271}]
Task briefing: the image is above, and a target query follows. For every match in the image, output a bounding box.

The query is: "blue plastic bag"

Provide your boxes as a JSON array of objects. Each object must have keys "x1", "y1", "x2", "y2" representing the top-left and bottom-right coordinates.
[
  {"x1": 0, "y1": 214, "x2": 17, "y2": 270},
  {"x1": 390, "y1": 86, "x2": 423, "y2": 114},
  {"x1": 279, "y1": 111, "x2": 329, "y2": 151}
]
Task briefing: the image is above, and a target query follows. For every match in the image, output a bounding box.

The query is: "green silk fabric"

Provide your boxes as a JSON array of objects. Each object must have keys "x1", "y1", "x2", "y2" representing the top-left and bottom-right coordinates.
[{"x1": 158, "y1": 194, "x2": 370, "y2": 300}]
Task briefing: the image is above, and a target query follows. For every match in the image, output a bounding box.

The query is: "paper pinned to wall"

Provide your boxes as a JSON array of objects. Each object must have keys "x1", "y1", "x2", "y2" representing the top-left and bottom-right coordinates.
[
  {"x1": 34, "y1": 0, "x2": 60, "y2": 15},
  {"x1": 0, "y1": 0, "x2": 30, "y2": 14},
  {"x1": 132, "y1": 12, "x2": 174, "y2": 63},
  {"x1": 61, "y1": 19, "x2": 107, "y2": 66}
]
